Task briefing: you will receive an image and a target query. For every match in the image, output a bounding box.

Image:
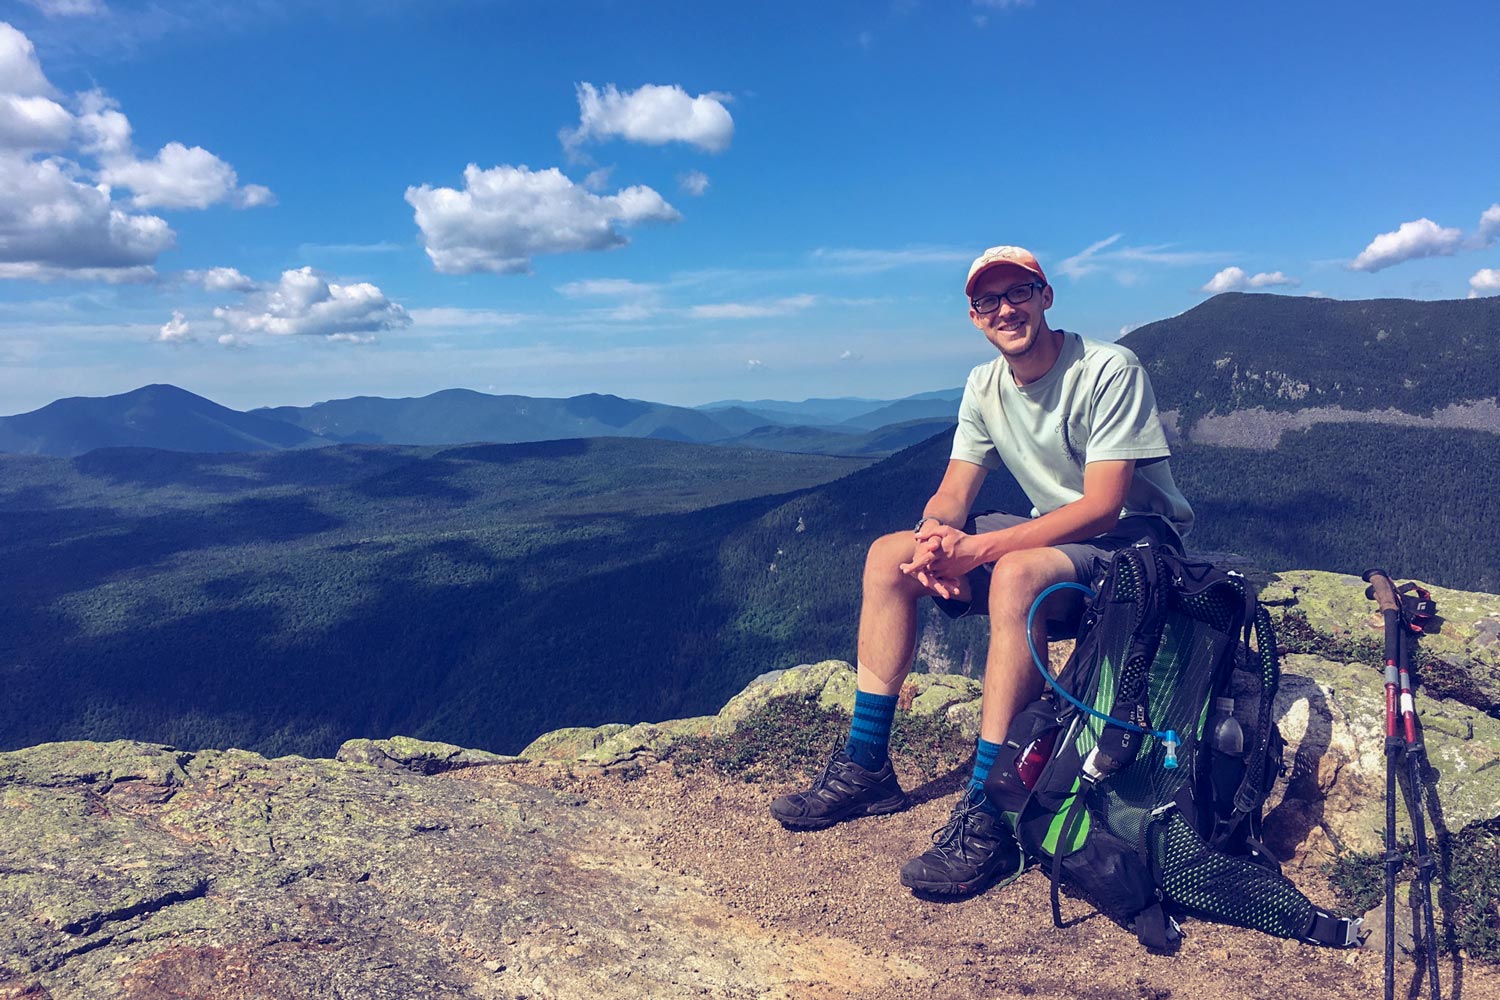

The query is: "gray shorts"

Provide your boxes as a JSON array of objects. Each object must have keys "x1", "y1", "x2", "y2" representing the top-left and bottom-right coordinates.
[{"x1": 932, "y1": 511, "x2": 1182, "y2": 629}]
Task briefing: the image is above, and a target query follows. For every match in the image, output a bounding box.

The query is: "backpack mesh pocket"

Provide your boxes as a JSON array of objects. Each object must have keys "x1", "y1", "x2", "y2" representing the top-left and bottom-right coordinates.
[{"x1": 1152, "y1": 811, "x2": 1314, "y2": 939}]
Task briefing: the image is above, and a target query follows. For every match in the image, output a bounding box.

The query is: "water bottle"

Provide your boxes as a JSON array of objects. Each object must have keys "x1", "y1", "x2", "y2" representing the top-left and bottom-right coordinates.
[
  {"x1": 1015, "y1": 728, "x2": 1058, "y2": 789},
  {"x1": 1210, "y1": 697, "x2": 1244, "y2": 756},
  {"x1": 1209, "y1": 697, "x2": 1245, "y2": 815}
]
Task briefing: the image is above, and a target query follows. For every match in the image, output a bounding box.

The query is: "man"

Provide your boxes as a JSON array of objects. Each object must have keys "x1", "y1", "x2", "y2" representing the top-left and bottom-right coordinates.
[{"x1": 769, "y1": 245, "x2": 1194, "y2": 897}]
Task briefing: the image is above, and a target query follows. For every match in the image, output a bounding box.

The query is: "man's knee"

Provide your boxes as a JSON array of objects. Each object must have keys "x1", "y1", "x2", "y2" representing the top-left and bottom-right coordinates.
[
  {"x1": 986, "y1": 548, "x2": 1076, "y2": 620},
  {"x1": 864, "y1": 531, "x2": 925, "y2": 596}
]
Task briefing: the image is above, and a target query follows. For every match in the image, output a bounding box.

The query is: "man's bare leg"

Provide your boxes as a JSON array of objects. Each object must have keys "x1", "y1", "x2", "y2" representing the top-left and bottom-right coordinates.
[
  {"x1": 855, "y1": 531, "x2": 969, "y2": 696},
  {"x1": 979, "y1": 547, "x2": 1080, "y2": 745}
]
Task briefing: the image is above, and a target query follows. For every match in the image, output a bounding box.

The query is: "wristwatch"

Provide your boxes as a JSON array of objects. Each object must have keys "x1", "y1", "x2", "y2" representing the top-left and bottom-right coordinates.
[{"x1": 914, "y1": 515, "x2": 946, "y2": 533}]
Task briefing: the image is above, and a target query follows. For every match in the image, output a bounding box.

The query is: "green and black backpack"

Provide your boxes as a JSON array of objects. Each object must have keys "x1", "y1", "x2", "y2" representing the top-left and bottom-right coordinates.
[{"x1": 985, "y1": 542, "x2": 1362, "y2": 951}]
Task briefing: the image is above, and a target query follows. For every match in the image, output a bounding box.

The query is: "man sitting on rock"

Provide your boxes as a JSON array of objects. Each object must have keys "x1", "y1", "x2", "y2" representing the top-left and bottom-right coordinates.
[{"x1": 769, "y1": 245, "x2": 1194, "y2": 896}]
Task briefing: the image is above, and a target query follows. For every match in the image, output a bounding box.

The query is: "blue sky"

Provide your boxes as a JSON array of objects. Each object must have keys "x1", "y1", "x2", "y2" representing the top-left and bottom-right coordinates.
[{"x1": 2, "y1": 0, "x2": 1498, "y2": 414}]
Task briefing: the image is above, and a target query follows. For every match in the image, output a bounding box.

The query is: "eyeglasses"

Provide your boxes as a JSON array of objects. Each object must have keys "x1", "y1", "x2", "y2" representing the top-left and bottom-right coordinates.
[{"x1": 970, "y1": 281, "x2": 1045, "y2": 314}]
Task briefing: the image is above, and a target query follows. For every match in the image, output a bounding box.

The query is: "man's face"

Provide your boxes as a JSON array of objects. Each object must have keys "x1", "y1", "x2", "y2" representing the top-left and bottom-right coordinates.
[{"x1": 968, "y1": 264, "x2": 1054, "y2": 360}]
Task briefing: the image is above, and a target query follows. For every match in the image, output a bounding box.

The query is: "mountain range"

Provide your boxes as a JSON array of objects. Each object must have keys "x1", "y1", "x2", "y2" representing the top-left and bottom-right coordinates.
[{"x1": 0, "y1": 384, "x2": 966, "y2": 459}]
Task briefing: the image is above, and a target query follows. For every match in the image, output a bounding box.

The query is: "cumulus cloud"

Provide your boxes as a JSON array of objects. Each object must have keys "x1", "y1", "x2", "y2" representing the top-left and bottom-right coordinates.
[
  {"x1": 405, "y1": 163, "x2": 679, "y2": 275},
  {"x1": 157, "y1": 309, "x2": 192, "y2": 342},
  {"x1": 185, "y1": 266, "x2": 256, "y2": 292},
  {"x1": 691, "y1": 294, "x2": 817, "y2": 319},
  {"x1": 679, "y1": 170, "x2": 710, "y2": 196},
  {"x1": 212, "y1": 267, "x2": 411, "y2": 340},
  {"x1": 562, "y1": 83, "x2": 734, "y2": 153},
  {"x1": 1057, "y1": 234, "x2": 1234, "y2": 282},
  {"x1": 1348, "y1": 218, "x2": 1464, "y2": 272},
  {"x1": 0, "y1": 154, "x2": 172, "y2": 280},
  {"x1": 1201, "y1": 266, "x2": 1301, "y2": 293},
  {"x1": 217, "y1": 333, "x2": 248, "y2": 349},
  {"x1": 1469, "y1": 268, "x2": 1500, "y2": 298},
  {"x1": 0, "y1": 23, "x2": 55, "y2": 97},
  {"x1": 99, "y1": 139, "x2": 274, "y2": 210},
  {"x1": 1476, "y1": 204, "x2": 1500, "y2": 248},
  {"x1": 0, "y1": 94, "x2": 73, "y2": 150},
  {"x1": 746, "y1": 359, "x2": 764, "y2": 370},
  {"x1": 0, "y1": 24, "x2": 270, "y2": 283}
]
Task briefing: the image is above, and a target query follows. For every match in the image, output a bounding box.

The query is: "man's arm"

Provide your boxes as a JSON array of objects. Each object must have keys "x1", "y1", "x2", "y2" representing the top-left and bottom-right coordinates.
[
  {"x1": 918, "y1": 459, "x2": 988, "y2": 531},
  {"x1": 914, "y1": 459, "x2": 1136, "y2": 582}
]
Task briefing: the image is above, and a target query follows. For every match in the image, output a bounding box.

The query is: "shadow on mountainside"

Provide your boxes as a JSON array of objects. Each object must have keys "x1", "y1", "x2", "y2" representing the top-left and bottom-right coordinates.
[{"x1": 0, "y1": 469, "x2": 839, "y2": 757}]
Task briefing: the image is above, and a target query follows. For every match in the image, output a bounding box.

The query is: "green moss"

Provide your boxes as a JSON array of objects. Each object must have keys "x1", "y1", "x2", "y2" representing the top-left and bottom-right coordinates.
[
  {"x1": 668, "y1": 694, "x2": 847, "y2": 782},
  {"x1": 1321, "y1": 849, "x2": 1385, "y2": 915},
  {"x1": 1449, "y1": 818, "x2": 1500, "y2": 962},
  {"x1": 667, "y1": 692, "x2": 971, "y2": 784},
  {"x1": 1322, "y1": 821, "x2": 1500, "y2": 965}
]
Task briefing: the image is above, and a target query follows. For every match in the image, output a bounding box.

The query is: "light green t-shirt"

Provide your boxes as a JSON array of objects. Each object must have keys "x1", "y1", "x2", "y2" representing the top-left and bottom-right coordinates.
[{"x1": 949, "y1": 330, "x2": 1194, "y2": 540}]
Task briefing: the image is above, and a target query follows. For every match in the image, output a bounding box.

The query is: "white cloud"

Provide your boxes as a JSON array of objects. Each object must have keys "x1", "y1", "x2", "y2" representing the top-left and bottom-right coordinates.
[
  {"x1": 100, "y1": 140, "x2": 273, "y2": 210},
  {"x1": 812, "y1": 246, "x2": 970, "y2": 271},
  {"x1": 839, "y1": 349, "x2": 862, "y2": 362},
  {"x1": 408, "y1": 306, "x2": 526, "y2": 329},
  {"x1": 556, "y1": 277, "x2": 659, "y2": 298},
  {"x1": 562, "y1": 83, "x2": 734, "y2": 153},
  {"x1": 581, "y1": 166, "x2": 613, "y2": 191},
  {"x1": 297, "y1": 240, "x2": 404, "y2": 255},
  {"x1": 1476, "y1": 204, "x2": 1500, "y2": 248},
  {"x1": 0, "y1": 23, "x2": 55, "y2": 97},
  {"x1": 212, "y1": 267, "x2": 411, "y2": 340},
  {"x1": 186, "y1": 266, "x2": 256, "y2": 292},
  {"x1": 0, "y1": 26, "x2": 269, "y2": 283},
  {"x1": 746, "y1": 359, "x2": 764, "y2": 370},
  {"x1": 1469, "y1": 268, "x2": 1500, "y2": 298},
  {"x1": 1201, "y1": 266, "x2": 1301, "y2": 293},
  {"x1": 691, "y1": 294, "x2": 817, "y2": 319},
  {"x1": 1057, "y1": 234, "x2": 1235, "y2": 282},
  {"x1": 679, "y1": 170, "x2": 710, "y2": 196},
  {"x1": 157, "y1": 308, "x2": 191, "y2": 342},
  {"x1": 218, "y1": 332, "x2": 248, "y2": 349},
  {"x1": 0, "y1": 153, "x2": 173, "y2": 278},
  {"x1": 24, "y1": 0, "x2": 108, "y2": 15},
  {"x1": 75, "y1": 89, "x2": 130, "y2": 156},
  {"x1": 1348, "y1": 218, "x2": 1464, "y2": 272},
  {"x1": 405, "y1": 163, "x2": 680, "y2": 275},
  {"x1": 0, "y1": 94, "x2": 73, "y2": 150}
]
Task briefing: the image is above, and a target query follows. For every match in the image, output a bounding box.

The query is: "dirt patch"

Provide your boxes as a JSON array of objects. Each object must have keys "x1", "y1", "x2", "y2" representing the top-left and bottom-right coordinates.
[{"x1": 503, "y1": 758, "x2": 1499, "y2": 1000}]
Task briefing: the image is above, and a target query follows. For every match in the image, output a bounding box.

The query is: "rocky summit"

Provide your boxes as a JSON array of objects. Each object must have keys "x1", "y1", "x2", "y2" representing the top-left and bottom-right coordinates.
[{"x1": 2, "y1": 569, "x2": 1498, "y2": 1000}]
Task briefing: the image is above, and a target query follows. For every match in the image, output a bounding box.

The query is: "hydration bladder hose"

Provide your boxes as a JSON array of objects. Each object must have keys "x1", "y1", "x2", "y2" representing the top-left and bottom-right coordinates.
[{"x1": 1026, "y1": 581, "x2": 1179, "y2": 770}]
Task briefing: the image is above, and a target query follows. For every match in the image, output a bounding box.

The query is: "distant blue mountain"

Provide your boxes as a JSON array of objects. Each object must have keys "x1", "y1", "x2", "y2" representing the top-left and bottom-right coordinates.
[
  {"x1": 253, "y1": 389, "x2": 742, "y2": 446},
  {"x1": 0, "y1": 384, "x2": 328, "y2": 458},
  {"x1": 837, "y1": 394, "x2": 963, "y2": 430},
  {"x1": 0, "y1": 384, "x2": 960, "y2": 458}
]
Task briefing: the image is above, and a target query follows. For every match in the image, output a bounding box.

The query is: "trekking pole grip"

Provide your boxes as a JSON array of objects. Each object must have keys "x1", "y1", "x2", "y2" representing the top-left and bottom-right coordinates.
[{"x1": 1362, "y1": 569, "x2": 1399, "y2": 613}]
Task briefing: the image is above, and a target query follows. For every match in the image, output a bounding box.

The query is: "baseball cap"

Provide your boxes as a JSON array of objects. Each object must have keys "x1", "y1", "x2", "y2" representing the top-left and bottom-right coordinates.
[{"x1": 965, "y1": 246, "x2": 1047, "y2": 296}]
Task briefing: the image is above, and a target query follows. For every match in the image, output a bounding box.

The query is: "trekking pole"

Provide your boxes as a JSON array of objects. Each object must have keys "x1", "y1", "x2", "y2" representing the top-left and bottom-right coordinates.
[
  {"x1": 1363, "y1": 569, "x2": 1441, "y2": 1000},
  {"x1": 1397, "y1": 598, "x2": 1441, "y2": 1000},
  {"x1": 1363, "y1": 569, "x2": 1402, "y2": 1000}
]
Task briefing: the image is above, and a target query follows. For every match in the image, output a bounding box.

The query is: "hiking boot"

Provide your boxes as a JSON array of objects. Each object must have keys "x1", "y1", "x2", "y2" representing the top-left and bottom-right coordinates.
[
  {"x1": 768, "y1": 748, "x2": 908, "y2": 830},
  {"x1": 899, "y1": 789, "x2": 1022, "y2": 897}
]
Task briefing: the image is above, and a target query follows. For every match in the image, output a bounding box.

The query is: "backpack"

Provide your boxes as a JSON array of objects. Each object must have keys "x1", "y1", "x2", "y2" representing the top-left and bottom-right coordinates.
[{"x1": 984, "y1": 542, "x2": 1362, "y2": 952}]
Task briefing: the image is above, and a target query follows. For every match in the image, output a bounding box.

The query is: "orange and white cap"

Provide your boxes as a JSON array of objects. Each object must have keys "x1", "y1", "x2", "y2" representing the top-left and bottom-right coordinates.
[{"x1": 965, "y1": 245, "x2": 1047, "y2": 296}]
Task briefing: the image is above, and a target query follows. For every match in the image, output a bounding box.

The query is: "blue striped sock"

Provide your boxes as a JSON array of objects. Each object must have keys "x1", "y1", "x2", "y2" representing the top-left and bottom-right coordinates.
[
  {"x1": 844, "y1": 690, "x2": 899, "y2": 770},
  {"x1": 969, "y1": 737, "x2": 1003, "y2": 813}
]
